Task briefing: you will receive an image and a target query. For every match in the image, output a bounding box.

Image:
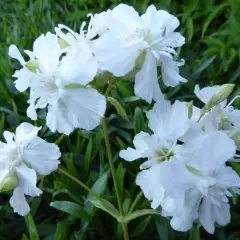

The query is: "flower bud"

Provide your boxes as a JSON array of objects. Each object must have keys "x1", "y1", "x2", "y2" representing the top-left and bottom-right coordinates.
[
  {"x1": 202, "y1": 84, "x2": 235, "y2": 112},
  {"x1": 0, "y1": 173, "x2": 17, "y2": 193}
]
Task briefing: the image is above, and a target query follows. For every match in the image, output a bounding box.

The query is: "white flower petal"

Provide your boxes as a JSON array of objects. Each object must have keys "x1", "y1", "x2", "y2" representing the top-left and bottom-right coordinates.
[
  {"x1": 47, "y1": 87, "x2": 106, "y2": 135},
  {"x1": 134, "y1": 50, "x2": 164, "y2": 103},
  {"x1": 147, "y1": 100, "x2": 189, "y2": 141},
  {"x1": 156, "y1": 10, "x2": 180, "y2": 33},
  {"x1": 136, "y1": 165, "x2": 164, "y2": 209},
  {"x1": 9, "y1": 45, "x2": 25, "y2": 65},
  {"x1": 59, "y1": 43, "x2": 98, "y2": 86},
  {"x1": 23, "y1": 137, "x2": 60, "y2": 175},
  {"x1": 179, "y1": 131, "x2": 236, "y2": 174},
  {"x1": 16, "y1": 164, "x2": 42, "y2": 197},
  {"x1": 3, "y1": 131, "x2": 15, "y2": 146},
  {"x1": 199, "y1": 198, "x2": 215, "y2": 234},
  {"x1": 15, "y1": 122, "x2": 41, "y2": 146},
  {"x1": 105, "y1": 4, "x2": 142, "y2": 34},
  {"x1": 120, "y1": 132, "x2": 157, "y2": 162},
  {"x1": 10, "y1": 187, "x2": 30, "y2": 216},
  {"x1": 46, "y1": 101, "x2": 74, "y2": 135},
  {"x1": 194, "y1": 84, "x2": 221, "y2": 104},
  {"x1": 93, "y1": 31, "x2": 143, "y2": 76},
  {"x1": 13, "y1": 68, "x2": 35, "y2": 92},
  {"x1": 160, "y1": 157, "x2": 197, "y2": 198},
  {"x1": 170, "y1": 189, "x2": 201, "y2": 232},
  {"x1": 33, "y1": 32, "x2": 61, "y2": 76},
  {"x1": 160, "y1": 55, "x2": 187, "y2": 87}
]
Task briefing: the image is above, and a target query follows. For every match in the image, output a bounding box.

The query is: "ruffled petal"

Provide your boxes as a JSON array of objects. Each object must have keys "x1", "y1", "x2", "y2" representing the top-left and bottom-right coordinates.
[
  {"x1": 160, "y1": 55, "x2": 187, "y2": 87},
  {"x1": 59, "y1": 43, "x2": 98, "y2": 86},
  {"x1": 23, "y1": 137, "x2": 60, "y2": 175},
  {"x1": 136, "y1": 165, "x2": 164, "y2": 209},
  {"x1": 33, "y1": 32, "x2": 61, "y2": 76},
  {"x1": 147, "y1": 100, "x2": 189, "y2": 141},
  {"x1": 10, "y1": 187, "x2": 30, "y2": 216},
  {"x1": 16, "y1": 164, "x2": 42, "y2": 197},
  {"x1": 134, "y1": 50, "x2": 164, "y2": 103}
]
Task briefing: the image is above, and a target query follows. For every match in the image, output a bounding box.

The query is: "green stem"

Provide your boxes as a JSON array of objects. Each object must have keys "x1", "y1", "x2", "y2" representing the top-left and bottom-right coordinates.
[
  {"x1": 58, "y1": 168, "x2": 98, "y2": 198},
  {"x1": 102, "y1": 117, "x2": 123, "y2": 214},
  {"x1": 104, "y1": 80, "x2": 113, "y2": 98},
  {"x1": 128, "y1": 191, "x2": 143, "y2": 215},
  {"x1": 102, "y1": 118, "x2": 130, "y2": 239},
  {"x1": 24, "y1": 213, "x2": 40, "y2": 240},
  {"x1": 122, "y1": 223, "x2": 130, "y2": 240}
]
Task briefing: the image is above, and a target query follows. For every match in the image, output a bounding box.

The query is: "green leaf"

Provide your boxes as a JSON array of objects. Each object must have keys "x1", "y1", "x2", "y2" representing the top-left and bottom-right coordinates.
[
  {"x1": 0, "y1": 113, "x2": 5, "y2": 137},
  {"x1": 134, "y1": 107, "x2": 145, "y2": 134},
  {"x1": 54, "y1": 220, "x2": 70, "y2": 240},
  {"x1": 50, "y1": 201, "x2": 92, "y2": 221},
  {"x1": 84, "y1": 138, "x2": 93, "y2": 174},
  {"x1": 201, "y1": 2, "x2": 229, "y2": 39},
  {"x1": 124, "y1": 209, "x2": 160, "y2": 223},
  {"x1": 86, "y1": 198, "x2": 120, "y2": 221},
  {"x1": 132, "y1": 216, "x2": 152, "y2": 237},
  {"x1": 21, "y1": 234, "x2": 29, "y2": 240},
  {"x1": 108, "y1": 97, "x2": 129, "y2": 121},
  {"x1": 85, "y1": 172, "x2": 108, "y2": 211},
  {"x1": 186, "y1": 17, "x2": 194, "y2": 41},
  {"x1": 155, "y1": 216, "x2": 169, "y2": 240},
  {"x1": 194, "y1": 56, "x2": 216, "y2": 76},
  {"x1": 24, "y1": 213, "x2": 40, "y2": 240}
]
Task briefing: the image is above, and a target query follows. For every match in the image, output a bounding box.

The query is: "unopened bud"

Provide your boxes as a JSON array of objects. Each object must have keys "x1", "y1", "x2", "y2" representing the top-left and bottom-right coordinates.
[
  {"x1": 202, "y1": 84, "x2": 235, "y2": 113},
  {"x1": 0, "y1": 173, "x2": 17, "y2": 193}
]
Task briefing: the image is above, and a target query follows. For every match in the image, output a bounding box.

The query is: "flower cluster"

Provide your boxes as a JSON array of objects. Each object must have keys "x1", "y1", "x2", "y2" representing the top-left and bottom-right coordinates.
[
  {"x1": 4, "y1": 2, "x2": 240, "y2": 235},
  {"x1": 121, "y1": 86, "x2": 240, "y2": 234}
]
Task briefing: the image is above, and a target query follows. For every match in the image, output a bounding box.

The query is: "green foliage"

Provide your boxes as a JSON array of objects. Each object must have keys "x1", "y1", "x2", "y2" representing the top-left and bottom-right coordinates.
[{"x1": 0, "y1": 0, "x2": 240, "y2": 239}]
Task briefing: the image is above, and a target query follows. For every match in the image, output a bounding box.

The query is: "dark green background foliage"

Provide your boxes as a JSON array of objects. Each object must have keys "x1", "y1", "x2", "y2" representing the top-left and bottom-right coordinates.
[{"x1": 0, "y1": 0, "x2": 240, "y2": 239}]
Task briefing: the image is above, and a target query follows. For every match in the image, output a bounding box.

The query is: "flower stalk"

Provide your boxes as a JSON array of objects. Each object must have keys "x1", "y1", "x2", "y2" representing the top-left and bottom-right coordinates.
[{"x1": 102, "y1": 117, "x2": 129, "y2": 240}]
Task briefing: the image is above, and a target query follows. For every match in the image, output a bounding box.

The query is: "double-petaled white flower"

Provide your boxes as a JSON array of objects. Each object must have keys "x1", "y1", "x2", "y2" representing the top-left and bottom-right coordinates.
[
  {"x1": 0, "y1": 122, "x2": 61, "y2": 216},
  {"x1": 160, "y1": 131, "x2": 240, "y2": 234},
  {"x1": 93, "y1": 4, "x2": 187, "y2": 103},
  {"x1": 120, "y1": 100, "x2": 190, "y2": 208},
  {"x1": 9, "y1": 32, "x2": 106, "y2": 135}
]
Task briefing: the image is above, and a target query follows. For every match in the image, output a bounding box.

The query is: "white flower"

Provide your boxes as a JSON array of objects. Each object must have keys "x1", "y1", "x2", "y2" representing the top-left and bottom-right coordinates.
[
  {"x1": 0, "y1": 122, "x2": 61, "y2": 216},
  {"x1": 120, "y1": 100, "x2": 189, "y2": 169},
  {"x1": 9, "y1": 33, "x2": 106, "y2": 135},
  {"x1": 120, "y1": 100, "x2": 190, "y2": 208},
  {"x1": 160, "y1": 131, "x2": 240, "y2": 234},
  {"x1": 93, "y1": 4, "x2": 186, "y2": 103}
]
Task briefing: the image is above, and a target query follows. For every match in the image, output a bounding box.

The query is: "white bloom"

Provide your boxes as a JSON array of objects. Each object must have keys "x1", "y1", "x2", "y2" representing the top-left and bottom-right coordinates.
[
  {"x1": 93, "y1": 4, "x2": 186, "y2": 103},
  {"x1": 0, "y1": 122, "x2": 61, "y2": 216},
  {"x1": 9, "y1": 33, "x2": 106, "y2": 135},
  {"x1": 120, "y1": 100, "x2": 190, "y2": 208},
  {"x1": 160, "y1": 131, "x2": 240, "y2": 234},
  {"x1": 120, "y1": 100, "x2": 189, "y2": 169}
]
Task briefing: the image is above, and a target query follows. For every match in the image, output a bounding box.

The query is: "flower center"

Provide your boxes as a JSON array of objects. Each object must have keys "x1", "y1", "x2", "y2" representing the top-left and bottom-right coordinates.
[{"x1": 156, "y1": 147, "x2": 174, "y2": 162}]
